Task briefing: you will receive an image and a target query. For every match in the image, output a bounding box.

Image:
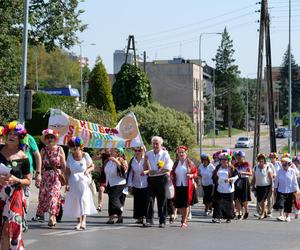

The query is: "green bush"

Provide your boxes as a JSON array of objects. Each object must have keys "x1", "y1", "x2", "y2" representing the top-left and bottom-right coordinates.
[
  {"x1": 282, "y1": 112, "x2": 300, "y2": 126},
  {"x1": 26, "y1": 92, "x2": 114, "y2": 136},
  {"x1": 118, "y1": 103, "x2": 196, "y2": 152}
]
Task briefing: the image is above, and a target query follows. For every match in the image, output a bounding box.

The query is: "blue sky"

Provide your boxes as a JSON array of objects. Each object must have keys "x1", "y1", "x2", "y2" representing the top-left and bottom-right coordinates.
[{"x1": 71, "y1": 0, "x2": 300, "y2": 77}]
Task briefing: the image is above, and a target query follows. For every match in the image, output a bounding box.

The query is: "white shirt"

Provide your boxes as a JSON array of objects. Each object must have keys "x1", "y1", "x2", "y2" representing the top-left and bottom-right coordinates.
[
  {"x1": 198, "y1": 163, "x2": 215, "y2": 186},
  {"x1": 275, "y1": 168, "x2": 299, "y2": 194},
  {"x1": 254, "y1": 165, "x2": 272, "y2": 187},
  {"x1": 273, "y1": 161, "x2": 282, "y2": 173},
  {"x1": 175, "y1": 160, "x2": 188, "y2": 187},
  {"x1": 127, "y1": 157, "x2": 148, "y2": 188},
  {"x1": 104, "y1": 160, "x2": 126, "y2": 187},
  {"x1": 146, "y1": 149, "x2": 172, "y2": 177},
  {"x1": 216, "y1": 167, "x2": 238, "y2": 194}
]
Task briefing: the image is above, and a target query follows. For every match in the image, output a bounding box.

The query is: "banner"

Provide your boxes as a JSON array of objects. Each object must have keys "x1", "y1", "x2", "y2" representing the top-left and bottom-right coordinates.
[{"x1": 48, "y1": 109, "x2": 144, "y2": 148}]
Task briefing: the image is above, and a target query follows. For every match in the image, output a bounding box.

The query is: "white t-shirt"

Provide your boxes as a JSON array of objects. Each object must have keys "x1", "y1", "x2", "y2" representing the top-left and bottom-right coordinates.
[
  {"x1": 198, "y1": 163, "x2": 215, "y2": 186},
  {"x1": 104, "y1": 160, "x2": 127, "y2": 187},
  {"x1": 146, "y1": 149, "x2": 172, "y2": 177},
  {"x1": 254, "y1": 165, "x2": 272, "y2": 186}
]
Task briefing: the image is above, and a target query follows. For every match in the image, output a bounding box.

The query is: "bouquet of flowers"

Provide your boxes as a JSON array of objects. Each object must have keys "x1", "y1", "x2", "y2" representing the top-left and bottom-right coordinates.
[{"x1": 157, "y1": 160, "x2": 165, "y2": 169}]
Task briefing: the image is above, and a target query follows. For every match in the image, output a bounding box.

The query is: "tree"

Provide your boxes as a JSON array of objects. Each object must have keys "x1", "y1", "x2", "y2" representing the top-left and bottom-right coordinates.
[
  {"x1": 87, "y1": 58, "x2": 116, "y2": 119},
  {"x1": 119, "y1": 103, "x2": 196, "y2": 152},
  {"x1": 112, "y1": 64, "x2": 152, "y2": 111},
  {"x1": 0, "y1": 1, "x2": 86, "y2": 122},
  {"x1": 27, "y1": 46, "x2": 81, "y2": 89},
  {"x1": 213, "y1": 27, "x2": 243, "y2": 130},
  {"x1": 279, "y1": 46, "x2": 300, "y2": 117}
]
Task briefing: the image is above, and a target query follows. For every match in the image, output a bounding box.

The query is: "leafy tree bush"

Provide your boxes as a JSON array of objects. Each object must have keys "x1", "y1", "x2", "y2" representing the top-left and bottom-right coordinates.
[
  {"x1": 87, "y1": 58, "x2": 116, "y2": 120},
  {"x1": 118, "y1": 103, "x2": 196, "y2": 152},
  {"x1": 112, "y1": 64, "x2": 152, "y2": 111}
]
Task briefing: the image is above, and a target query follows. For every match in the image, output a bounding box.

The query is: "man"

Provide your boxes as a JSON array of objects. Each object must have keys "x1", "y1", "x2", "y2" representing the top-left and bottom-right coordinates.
[{"x1": 143, "y1": 136, "x2": 173, "y2": 228}]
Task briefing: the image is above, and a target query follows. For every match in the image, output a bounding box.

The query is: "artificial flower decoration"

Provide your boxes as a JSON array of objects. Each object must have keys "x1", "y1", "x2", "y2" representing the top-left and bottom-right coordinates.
[
  {"x1": 0, "y1": 126, "x2": 4, "y2": 136},
  {"x1": 42, "y1": 128, "x2": 59, "y2": 138},
  {"x1": 4, "y1": 121, "x2": 28, "y2": 150},
  {"x1": 157, "y1": 160, "x2": 165, "y2": 169},
  {"x1": 67, "y1": 136, "x2": 84, "y2": 148}
]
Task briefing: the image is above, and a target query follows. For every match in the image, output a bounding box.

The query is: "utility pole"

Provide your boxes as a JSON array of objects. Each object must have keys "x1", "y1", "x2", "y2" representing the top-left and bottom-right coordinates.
[
  {"x1": 253, "y1": 0, "x2": 277, "y2": 166},
  {"x1": 253, "y1": 0, "x2": 265, "y2": 166},
  {"x1": 143, "y1": 51, "x2": 146, "y2": 73},
  {"x1": 212, "y1": 69, "x2": 216, "y2": 146},
  {"x1": 125, "y1": 35, "x2": 137, "y2": 66},
  {"x1": 288, "y1": 0, "x2": 292, "y2": 154},
  {"x1": 265, "y1": 0, "x2": 276, "y2": 153}
]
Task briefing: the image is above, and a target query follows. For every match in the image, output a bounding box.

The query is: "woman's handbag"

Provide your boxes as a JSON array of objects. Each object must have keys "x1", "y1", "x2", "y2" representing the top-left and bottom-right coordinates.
[
  {"x1": 293, "y1": 193, "x2": 300, "y2": 210},
  {"x1": 166, "y1": 179, "x2": 175, "y2": 199}
]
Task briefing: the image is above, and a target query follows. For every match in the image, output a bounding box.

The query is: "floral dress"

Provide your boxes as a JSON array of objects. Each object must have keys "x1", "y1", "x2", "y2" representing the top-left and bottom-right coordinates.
[
  {"x1": 0, "y1": 153, "x2": 30, "y2": 250},
  {"x1": 36, "y1": 146, "x2": 63, "y2": 216}
]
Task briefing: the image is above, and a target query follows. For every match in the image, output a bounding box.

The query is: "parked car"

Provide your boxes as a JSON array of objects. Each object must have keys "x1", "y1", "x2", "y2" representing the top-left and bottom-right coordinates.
[
  {"x1": 235, "y1": 136, "x2": 253, "y2": 148},
  {"x1": 276, "y1": 127, "x2": 287, "y2": 138}
]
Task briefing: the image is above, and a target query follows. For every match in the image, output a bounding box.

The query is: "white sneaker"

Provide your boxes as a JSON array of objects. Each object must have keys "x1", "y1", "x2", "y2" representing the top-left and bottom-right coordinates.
[
  {"x1": 276, "y1": 216, "x2": 285, "y2": 222},
  {"x1": 285, "y1": 216, "x2": 291, "y2": 222},
  {"x1": 266, "y1": 213, "x2": 273, "y2": 218}
]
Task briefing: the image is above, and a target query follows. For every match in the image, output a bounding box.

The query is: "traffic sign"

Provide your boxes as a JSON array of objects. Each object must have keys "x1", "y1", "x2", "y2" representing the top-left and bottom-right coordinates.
[{"x1": 294, "y1": 117, "x2": 300, "y2": 127}]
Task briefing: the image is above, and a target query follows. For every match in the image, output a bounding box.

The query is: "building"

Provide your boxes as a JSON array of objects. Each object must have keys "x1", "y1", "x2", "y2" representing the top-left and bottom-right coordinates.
[{"x1": 113, "y1": 50, "x2": 134, "y2": 74}]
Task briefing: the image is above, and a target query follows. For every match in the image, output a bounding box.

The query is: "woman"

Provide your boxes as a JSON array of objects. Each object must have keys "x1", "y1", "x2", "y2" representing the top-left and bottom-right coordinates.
[
  {"x1": 127, "y1": 146, "x2": 148, "y2": 224},
  {"x1": 273, "y1": 157, "x2": 299, "y2": 222},
  {"x1": 64, "y1": 136, "x2": 97, "y2": 230},
  {"x1": 104, "y1": 148, "x2": 128, "y2": 224},
  {"x1": 234, "y1": 150, "x2": 252, "y2": 219},
  {"x1": 93, "y1": 149, "x2": 110, "y2": 212},
  {"x1": 212, "y1": 153, "x2": 238, "y2": 223},
  {"x1": 171, "y1": 146, "x2": 198, "y2": 228},
  {"x1": 198, "y1": 153, "x2": 215, "y2": 216},
  {"x1": 32, "y1": 128, "x2": 66, "y2": 228},
  {"x1": 252, "y1": 154, "x2": 273, "y2": 219},
  {"x1": 269, "y1": 152, "x2": 281, "y2": 173},
  {"x1": 0, "y1": 121, "x2": 31, "y2": 250}
]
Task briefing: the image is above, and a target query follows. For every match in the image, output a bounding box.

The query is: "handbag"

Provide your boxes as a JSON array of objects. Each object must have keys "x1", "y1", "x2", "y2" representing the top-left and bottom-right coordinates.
[
  {"x1": 166, "y1": 179, "x2": 175, "y2": 199},
  {"x1": 294, "y1": 193, "x2": 300, "y2": 210}
]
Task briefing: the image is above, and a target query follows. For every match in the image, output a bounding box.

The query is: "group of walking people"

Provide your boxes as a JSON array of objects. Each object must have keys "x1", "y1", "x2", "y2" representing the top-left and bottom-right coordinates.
[
  {"x1": 0, "y1": 121, "x2": 299, "y2": 250},
  {"x1": 199, "y1": 149, "x2": 300, "y2": 223}
]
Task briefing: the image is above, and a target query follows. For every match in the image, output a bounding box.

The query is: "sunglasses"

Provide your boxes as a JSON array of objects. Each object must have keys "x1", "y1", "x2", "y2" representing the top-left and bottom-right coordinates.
[
  {"x1": 134, "y1": 149, "x2": 142, "y2": 152},
  {"x1": 45, "y1": 135, "x2": 56, "y2": 139}
]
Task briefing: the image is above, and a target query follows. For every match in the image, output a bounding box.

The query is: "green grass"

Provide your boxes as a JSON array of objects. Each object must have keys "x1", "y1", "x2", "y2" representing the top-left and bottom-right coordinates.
[
  {"x1": 280, "y1": 144, "x2": 300, "y2": 154},
  {"x1": 205, "y1": 127, "x2": 246, "y2": 138}
]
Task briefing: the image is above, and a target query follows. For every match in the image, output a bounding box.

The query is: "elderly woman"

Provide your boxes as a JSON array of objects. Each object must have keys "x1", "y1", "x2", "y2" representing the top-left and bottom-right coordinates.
[
  {"x1": 127, "y1": 146, "x2": 148, "y2": 224},
  {"x1": 212, "y1": 153, "x2": 238, "y2": 223},
  {"x1": 198, "y1": 153, "x2": 215, "y2": 216},
  {"x1": 105, "y1": 148, "x2": 128, "y2": 224},
  {"x1": 143, "y1": 136, "x2": 173, "y2": 228},
  {"x1": 63, "y1": 137, "x2": 96, "y2": 230},
  {"x1": 234, "y1": 150, "x2": 252, "y2": 220},
  {"x1": 274, "y1": 157, "x2": 299, "y2": 222},
  {"x1": 171, "y1": 146, "x2": 198, "y2": 228},
  {"x1": 0, "y1": 121, "x2": 31, "y2": 250},
  {"x1": 32, "y1": 128, "x2": 66, "y2": 228},
  {"x1": 252, "y1": 154, "x2": 273, "y2": 219}
]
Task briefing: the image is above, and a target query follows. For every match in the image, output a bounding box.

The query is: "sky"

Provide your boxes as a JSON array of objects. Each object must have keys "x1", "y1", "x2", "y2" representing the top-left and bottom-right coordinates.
[{"x1": 71, "y1": 0, "x2": 300, "y2": 77}]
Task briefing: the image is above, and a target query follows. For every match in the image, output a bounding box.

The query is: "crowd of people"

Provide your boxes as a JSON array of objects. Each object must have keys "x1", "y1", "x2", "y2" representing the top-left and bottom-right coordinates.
[{"x1": 0, "y1": 122, "x2": 299, "y2": 250}]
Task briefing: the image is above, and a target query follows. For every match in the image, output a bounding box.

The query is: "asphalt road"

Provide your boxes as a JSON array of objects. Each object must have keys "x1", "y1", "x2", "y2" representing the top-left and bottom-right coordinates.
[{"x1": 23, "y1": 183, "x2": 300, "y2": 250}]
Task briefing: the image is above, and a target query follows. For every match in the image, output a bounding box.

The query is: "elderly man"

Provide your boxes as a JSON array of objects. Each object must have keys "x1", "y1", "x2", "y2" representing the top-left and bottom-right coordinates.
[{"x1": 143, "y1": 136, "x2": 173, "y2": 228}]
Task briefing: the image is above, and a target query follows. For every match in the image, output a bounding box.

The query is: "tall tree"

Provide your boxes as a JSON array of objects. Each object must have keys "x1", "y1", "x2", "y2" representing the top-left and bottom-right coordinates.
[
  {"x1": 112, "y1": 64, "x2": 152, "y2": 111},
  {"x1": 87, "y1": 58, "x2": 116, "y2": 119},
  {"x1": 0, "y1": 0, "x2": 86, "y2": 122},
  {"x1": 213, "y1": 27, "x2": 243, "y2": 130},
  {"x1": 279, "y1": 46, "x2": 300, "y2": 117}
]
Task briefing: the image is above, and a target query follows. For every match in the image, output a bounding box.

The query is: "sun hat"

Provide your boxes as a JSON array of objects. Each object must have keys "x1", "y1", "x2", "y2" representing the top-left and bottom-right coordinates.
[
  {"x1": 41, "y1": 128, "x2": 59, "y2": 144},
  {"x1": 257, "y1": 153, "x2": 266, "y2": 161},
  {"x1": 219, "y1": 152, "x2": 231, "y2": 161},
  {"x1": 236, "y1": 150, "x2": 246, "y2": 158},
  {"x1": 200, "y1": 153, "x2": 211, "y2": 162}
]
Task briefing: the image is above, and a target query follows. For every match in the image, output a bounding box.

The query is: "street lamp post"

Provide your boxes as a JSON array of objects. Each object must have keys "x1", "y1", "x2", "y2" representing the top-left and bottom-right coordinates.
[
  {"x1": 288, "y1": 0, "x2": 292, "y2": 154},
  {"x1": 199, "y1": 32, "x2": 222, "y2": 155},
  {"x1": 18, "y1": 0, "x2": 29, "y2": 124},
  {"x1": 79, "y1": 42, "x2": 96, "y2": 102}
]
